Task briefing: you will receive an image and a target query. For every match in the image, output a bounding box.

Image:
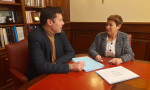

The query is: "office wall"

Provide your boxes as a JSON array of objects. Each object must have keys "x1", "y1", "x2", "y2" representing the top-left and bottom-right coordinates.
[{"x1": 70, "y1": 0, "x2": 150, "y2": 22}]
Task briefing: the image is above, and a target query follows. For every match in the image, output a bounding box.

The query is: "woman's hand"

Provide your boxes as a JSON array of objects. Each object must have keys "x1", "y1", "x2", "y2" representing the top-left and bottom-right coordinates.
[
  {"x1": 95, "y1": 55, "x2": 103, "y2": 62},
  {"x1": 108, "y1": 58, "x2": 123, "y2": 65}
]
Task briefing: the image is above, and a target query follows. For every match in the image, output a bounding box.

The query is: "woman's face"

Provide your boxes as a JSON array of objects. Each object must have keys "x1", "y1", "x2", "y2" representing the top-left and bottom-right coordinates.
[{"x1": 106, "y1": 20, "x2": 121, "y2": 36}]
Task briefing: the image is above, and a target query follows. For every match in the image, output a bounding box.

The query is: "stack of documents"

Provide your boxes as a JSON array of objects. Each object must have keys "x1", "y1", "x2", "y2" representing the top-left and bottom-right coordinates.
[
  {"x1": 72, "y1": 56, "x2": 104, "y2": 72},
  {"x1": 96, "y1": 66, "x2": 140, "y2": 84}
]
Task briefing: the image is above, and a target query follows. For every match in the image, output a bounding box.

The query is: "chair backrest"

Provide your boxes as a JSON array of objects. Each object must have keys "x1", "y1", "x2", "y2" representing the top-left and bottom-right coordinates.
[
  {"x1": 128, "y1": 34, "x2": 132, "y2": 45},
  {"x1": 127, "y1": 34, "x2": 135, "y2": 60},
  {"x1": 6, "y1": 39, "x2": 29, "y2": 76}
]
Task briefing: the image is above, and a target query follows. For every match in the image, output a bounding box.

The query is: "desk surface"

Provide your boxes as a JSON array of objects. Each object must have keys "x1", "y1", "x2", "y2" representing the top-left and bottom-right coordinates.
[{"x1": 19, "y1": 54, "x2": 150, "y2": 90}]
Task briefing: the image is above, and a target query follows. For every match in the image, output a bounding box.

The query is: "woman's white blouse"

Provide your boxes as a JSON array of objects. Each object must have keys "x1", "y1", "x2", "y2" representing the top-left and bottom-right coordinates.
[{"x1": 106, "y1": 36, "x2": 116, "y2": 57}]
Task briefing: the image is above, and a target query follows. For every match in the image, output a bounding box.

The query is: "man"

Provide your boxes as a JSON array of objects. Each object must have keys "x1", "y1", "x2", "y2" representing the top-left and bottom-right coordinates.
[{"x1": 27, "y1": 7, "x2": 85, "y2": 80}]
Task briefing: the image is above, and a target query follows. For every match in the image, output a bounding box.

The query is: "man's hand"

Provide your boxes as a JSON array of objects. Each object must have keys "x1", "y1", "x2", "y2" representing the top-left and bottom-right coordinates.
[
  {"x1": 95, "y1": 55, "x2": 103, "y2": 62},
  {"x1": 108, "y1": 58, "x2": 123, "y2": 65},
  {"x1": 69, "y1": 61, "x2": 85, "y2": 71}
]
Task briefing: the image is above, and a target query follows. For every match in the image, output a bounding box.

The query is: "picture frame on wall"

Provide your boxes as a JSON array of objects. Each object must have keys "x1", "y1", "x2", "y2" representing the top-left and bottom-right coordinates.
[
  {"x1": 31, "y1": 12, "x2": 40, "y2": 23},
  {"x1": 0, "y1": 0, "x2": 15, "y2": 3}
]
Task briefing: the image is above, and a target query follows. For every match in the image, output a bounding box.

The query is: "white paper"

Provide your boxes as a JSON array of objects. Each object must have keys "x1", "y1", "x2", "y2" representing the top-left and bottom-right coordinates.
[{"x1": 96, "y1": 66, "x2": 140, "y2": 84}]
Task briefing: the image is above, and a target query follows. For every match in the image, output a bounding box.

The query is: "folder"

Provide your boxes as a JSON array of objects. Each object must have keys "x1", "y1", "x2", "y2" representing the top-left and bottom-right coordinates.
[{"x1": 72, "y1": 56, "x2": 104, "y2": 72}]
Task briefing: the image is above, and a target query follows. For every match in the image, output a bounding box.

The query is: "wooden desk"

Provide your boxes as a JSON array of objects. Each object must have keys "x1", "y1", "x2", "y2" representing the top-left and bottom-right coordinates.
[{"x1": 19, "y1": 54, "x2": 150, "y2": 90}]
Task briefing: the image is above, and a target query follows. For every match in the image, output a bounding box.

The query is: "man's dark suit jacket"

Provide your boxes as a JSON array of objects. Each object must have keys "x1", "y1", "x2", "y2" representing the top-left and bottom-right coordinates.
[{"x1": 27, "y1": 26, "x2": 75, "y2": 80}]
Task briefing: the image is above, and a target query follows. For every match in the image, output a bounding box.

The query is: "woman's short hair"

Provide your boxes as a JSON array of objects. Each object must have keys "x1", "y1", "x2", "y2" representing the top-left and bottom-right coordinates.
[{"x1": 107, "y1": 15, "x2": 123, "y2": 26}]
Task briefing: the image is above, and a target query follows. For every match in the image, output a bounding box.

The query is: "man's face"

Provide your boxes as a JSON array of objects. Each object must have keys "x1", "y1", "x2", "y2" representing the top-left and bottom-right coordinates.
[{"x1": 51, "y1": 13, "x2": 64, "y2": 34}]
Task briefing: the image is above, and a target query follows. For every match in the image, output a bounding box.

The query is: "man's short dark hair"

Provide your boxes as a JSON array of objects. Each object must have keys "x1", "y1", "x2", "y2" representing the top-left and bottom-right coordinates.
[{"x1": 40, "y1": 6, "x2": 62, "y2": 26}]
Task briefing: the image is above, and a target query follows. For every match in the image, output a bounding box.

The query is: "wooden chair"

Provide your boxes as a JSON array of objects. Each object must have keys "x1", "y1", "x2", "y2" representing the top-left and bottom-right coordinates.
[
  {"x1": 128, "y1": 34, "x2": 132, "y2": 45},
  {"x1": 6, "y1": 39, "x2": 29, "y2": 89},
  {"x1": 128, "y1": 34, "x2": 135, "y2": 60}
]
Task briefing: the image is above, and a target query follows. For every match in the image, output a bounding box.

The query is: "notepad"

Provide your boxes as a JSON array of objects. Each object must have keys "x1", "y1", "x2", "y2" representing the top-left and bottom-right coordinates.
[
  {"x1": 72, "y1": 56, "x2": 104, "y2": 72},
  {"x1": 96, "y1": 66, "x2": 140, "y2": 84}
]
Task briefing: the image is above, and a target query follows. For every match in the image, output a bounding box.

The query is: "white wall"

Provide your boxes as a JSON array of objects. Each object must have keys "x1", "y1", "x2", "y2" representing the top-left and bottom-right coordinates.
[{"x1": 70, "y1": 0, "x2": 150, "y2": 22}]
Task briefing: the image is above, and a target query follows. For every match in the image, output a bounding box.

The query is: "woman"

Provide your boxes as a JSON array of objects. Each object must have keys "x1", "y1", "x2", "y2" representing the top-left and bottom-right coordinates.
[{"x1": 89, "y1": 15, "x2": 134, "y2": 65}]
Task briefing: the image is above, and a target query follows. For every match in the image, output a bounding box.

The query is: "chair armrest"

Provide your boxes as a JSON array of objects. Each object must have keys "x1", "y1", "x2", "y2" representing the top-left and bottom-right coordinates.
[{"x1": 10, "y1": 68, "x2": 28, "y2": 83}]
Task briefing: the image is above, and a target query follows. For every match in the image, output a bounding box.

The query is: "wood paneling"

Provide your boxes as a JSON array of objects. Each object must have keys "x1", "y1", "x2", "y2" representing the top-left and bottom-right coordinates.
[
  {"x1": 63, "y1": 23, "x2": 70, "y2": 41},
  {"x1": 71, "y1": 30, "x2": 94, "y2": 53},
  {"x1": 47, "y1": 0, "x2": 70, "y2": 23},
  {"x1": 132, "y1": 39, "x2": 150, "y2": 60},
  {"x1": 70, "y1": 22, "x2": 150, "y2": 61}
]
